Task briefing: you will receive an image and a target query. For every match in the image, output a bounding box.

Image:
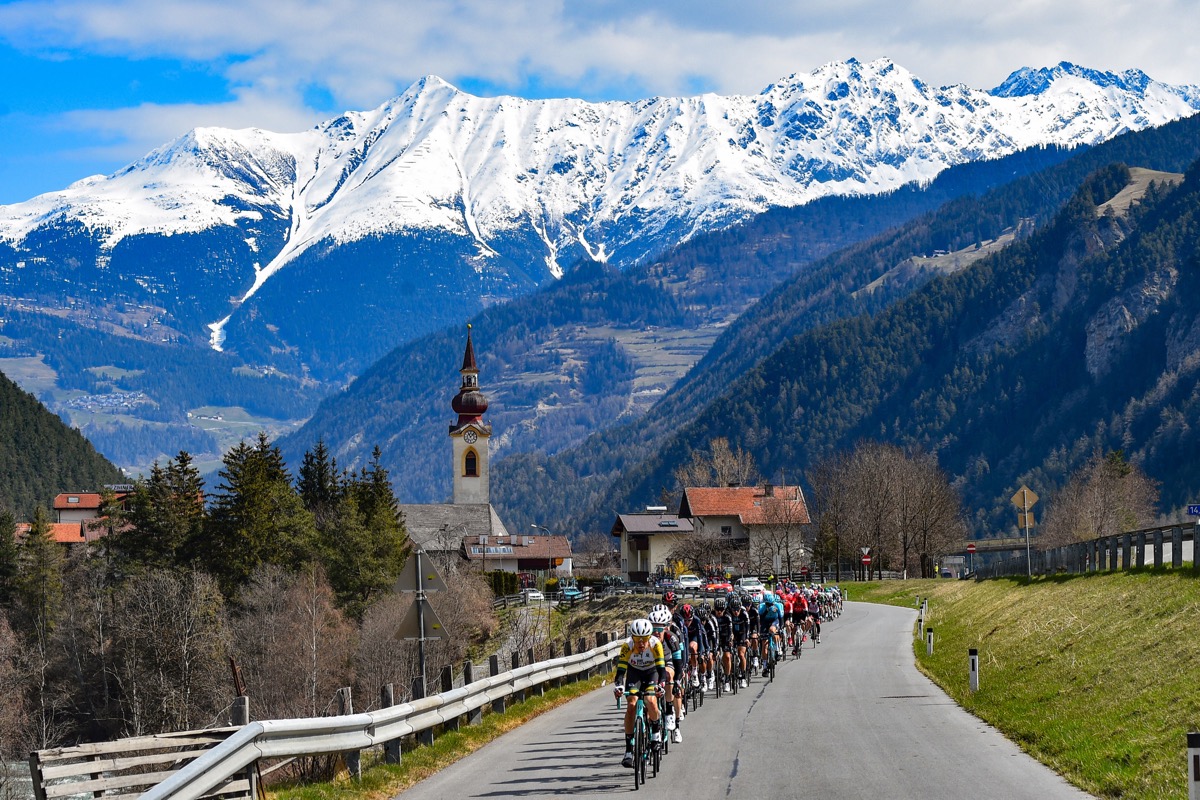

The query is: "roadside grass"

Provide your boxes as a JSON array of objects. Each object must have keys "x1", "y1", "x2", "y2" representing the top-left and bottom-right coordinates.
[
  {"x1": 269, "y1": 674, "x2": 608, "y2": 800},
  {"x1": 853, "y1": 571, "x2": 1200, "y2": 799}
]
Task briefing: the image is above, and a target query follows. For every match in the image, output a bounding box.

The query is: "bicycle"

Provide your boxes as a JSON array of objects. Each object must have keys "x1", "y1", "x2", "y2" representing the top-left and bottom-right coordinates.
[{"x1": 619, "y1": 687, "x2": 660, "y2": 788}]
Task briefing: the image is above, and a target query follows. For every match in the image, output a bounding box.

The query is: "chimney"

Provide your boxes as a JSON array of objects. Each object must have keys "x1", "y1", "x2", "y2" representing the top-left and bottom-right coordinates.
[{"x1": 763, "y1": 483, "x2": 775, "y2": 497}]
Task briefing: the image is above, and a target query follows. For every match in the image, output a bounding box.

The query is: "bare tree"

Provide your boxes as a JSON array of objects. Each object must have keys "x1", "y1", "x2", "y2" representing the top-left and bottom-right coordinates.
[
  {"x1": 674, "y1": 437, "x2": 759, "y2": 490},
  {"x1": 1040, "y1": 450, "x2": 1160, "y2": 548},
  {"x1": 231, "y1": 565, "x2": 357, "y2": 722},
  {"x1": 749, "y1": 490, "x2": 810, "y2": 576},
  {"x1": 109, "y1": 569, "x2": 231, "y2": 735},
  {"x1": 665, "y1": 531, "x2": 748, "y2": 577}
]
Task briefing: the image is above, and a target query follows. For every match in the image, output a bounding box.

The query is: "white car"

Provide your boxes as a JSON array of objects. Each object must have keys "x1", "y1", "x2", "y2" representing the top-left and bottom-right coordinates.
[
  {"x1": 521, "y1": 588, "x2": 545, "y2": 602},
  {"x1": 676, "y1": 574, "x2": 703, "y2": 590},
  {"x1": 735, "y1": 577, "x2": 765, "y2": 603}
]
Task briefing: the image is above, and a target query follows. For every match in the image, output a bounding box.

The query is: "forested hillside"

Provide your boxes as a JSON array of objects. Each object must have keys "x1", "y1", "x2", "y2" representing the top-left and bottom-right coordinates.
[
  {"x1": 598, "y1": 159, "x2": 1200, "y2": 534},
  {"x1": 0, "y1": 368, "x2": 126, "y2": 517},
  {"x1": 493, "y1": 112, "x2": 1200, "y2": 537},
  {"x1": 282, "y1": 144, "x2": 1084, "y2": 497}
]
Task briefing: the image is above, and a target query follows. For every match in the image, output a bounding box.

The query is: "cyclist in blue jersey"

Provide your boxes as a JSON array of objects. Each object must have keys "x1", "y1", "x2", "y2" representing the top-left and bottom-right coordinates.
[{"x1": 758, "y1": 591, "x2": 786, "y2": 673}]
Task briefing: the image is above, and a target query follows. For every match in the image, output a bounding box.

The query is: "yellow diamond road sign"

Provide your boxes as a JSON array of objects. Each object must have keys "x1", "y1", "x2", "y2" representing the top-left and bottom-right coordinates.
[{"x1": 1011, "y1": 485, "x2": 1039, "y2": 509}]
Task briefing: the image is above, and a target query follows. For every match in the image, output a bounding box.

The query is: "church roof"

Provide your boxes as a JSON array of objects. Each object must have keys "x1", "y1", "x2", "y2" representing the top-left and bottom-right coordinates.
[{"x1": 398, "y1": 503, "x2": 512, "y2": 551}]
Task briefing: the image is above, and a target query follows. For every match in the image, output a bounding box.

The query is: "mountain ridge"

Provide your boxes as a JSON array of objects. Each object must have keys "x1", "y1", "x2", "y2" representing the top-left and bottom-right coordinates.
[{"x1": 3, "y1": 59, "x2": 1199, "y2": 376}]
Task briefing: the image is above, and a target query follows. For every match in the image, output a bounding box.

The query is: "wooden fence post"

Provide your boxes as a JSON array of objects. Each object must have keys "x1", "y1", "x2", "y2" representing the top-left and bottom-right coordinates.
[
  {"x1": 1136, "y1": 532, "x2": 1146, "y2": 568},
  {"x1": 1173, "y1": 527, "x2": 1184, "y2": 569},
  {"x1": 381, "y1": 684, "x2": 401, "y2": 764},
  {"x1": 337, "y1": 688, "x2": 361, "y2": 780}
]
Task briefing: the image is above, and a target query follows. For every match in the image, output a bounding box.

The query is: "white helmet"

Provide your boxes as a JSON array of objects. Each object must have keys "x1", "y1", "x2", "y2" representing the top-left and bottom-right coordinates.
[
  {"x1": 648, "y1": 608, "x2": 672, "y2": 626},
  {"x1": 630, "y1": 618, "x2": 654, "y2": 637}
]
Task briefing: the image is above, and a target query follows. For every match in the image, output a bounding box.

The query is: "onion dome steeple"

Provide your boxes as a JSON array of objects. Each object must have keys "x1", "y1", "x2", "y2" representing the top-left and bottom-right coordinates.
[{"x1": 451, "y1": 324, "x2": 489, "y2": 424}]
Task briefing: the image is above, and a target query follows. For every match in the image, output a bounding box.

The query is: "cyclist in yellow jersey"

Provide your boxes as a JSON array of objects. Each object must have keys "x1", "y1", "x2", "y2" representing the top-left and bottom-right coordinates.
[{"x1": 613, "y1": 618, "x2": 667, "y2": 768}]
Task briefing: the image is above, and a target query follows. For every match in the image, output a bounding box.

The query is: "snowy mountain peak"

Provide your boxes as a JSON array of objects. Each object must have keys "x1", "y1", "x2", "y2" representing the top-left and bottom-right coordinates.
[
  {"x1": 1, "y1": 58, "x2": 1198, "y2": 360},
  {"x1": 992, "y1": 62, "x2": 1158, "y2": 98}
]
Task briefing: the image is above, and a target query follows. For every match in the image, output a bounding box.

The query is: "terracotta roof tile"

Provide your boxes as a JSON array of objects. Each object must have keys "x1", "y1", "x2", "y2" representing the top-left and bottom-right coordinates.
[{"x1": 680, "y1": 485, "x2": 810, "y2": 526}]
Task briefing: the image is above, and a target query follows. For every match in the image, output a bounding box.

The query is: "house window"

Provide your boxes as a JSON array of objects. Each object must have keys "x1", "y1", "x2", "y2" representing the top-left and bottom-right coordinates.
[
  {"x1": 464, "y1": 449, "x2": 478, "y2": 477},
  {"x1": 721, "y1": 526, "x2": 733, "y2": 537}
]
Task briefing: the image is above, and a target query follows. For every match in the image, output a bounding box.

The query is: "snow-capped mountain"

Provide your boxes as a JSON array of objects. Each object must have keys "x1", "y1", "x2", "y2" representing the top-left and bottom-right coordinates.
[{"x1": 1, "y1": 58, "x2": 1198, "y2": 377}]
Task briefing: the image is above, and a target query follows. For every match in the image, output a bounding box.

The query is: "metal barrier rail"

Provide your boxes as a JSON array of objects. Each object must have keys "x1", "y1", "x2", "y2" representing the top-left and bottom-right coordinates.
[{"x1": 138, "y1": 639, "x2": 623, "y2": 800}]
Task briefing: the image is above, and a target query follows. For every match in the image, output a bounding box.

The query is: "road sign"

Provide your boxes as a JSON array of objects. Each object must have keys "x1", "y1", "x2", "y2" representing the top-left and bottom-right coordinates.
[
  {"x1": 966, "y1": 543, "x2": 977, "y2": 554},
  {"x1": 393, "y1": 552, "x2": 449, "y2": 594},
  {"x1": 1018, "y1": 512, "x2": 1036, "y2": 528},
  {"x1": 860, "y1": 547, "x2": 871, "y2": 555},
  {"x1": 861, "y1": 554, "x2": 872, "y2": 565},
  {"x1": 1188, "y1": 505, "x2": 1200, "y2": 516},
  {"x1": 395, "y1": 596, "x2": 450, "y2": 641},
  {"x1": 1011, "y1": 485, "x2": 1039, "y2": 509}
]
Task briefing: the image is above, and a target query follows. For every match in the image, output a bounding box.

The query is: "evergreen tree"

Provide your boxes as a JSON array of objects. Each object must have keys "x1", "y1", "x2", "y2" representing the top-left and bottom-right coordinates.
[
  {"x1": 0, "y1": 509, "x2": 19, "y2": 607},
  {"x1": 320, "y1": 447, "x2": 409, "y2": 620},
  {"x1": 203, "y1": 434, "x2": 317, "y2": 601},
  {"x1": 298, "y1": 439, "x2": 342, "y2": 530},
  {"x1": 112, "y1": 452, "x2": 206, "y2": 573}
]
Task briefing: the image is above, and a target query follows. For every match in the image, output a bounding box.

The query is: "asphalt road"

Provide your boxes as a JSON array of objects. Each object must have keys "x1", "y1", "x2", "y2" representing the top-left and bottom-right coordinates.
[{"x1": 395, "y1": 601, "x2": 1094, "y2": 799}]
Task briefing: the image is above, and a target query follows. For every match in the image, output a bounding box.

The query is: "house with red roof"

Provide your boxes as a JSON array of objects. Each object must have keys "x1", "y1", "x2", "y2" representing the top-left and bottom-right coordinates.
[{"x1": 679, "y1": 484, "x2": 812, "y2": 575}]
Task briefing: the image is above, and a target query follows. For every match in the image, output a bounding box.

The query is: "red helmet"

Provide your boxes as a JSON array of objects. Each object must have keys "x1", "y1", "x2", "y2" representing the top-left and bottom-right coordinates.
[
  {"x1": 662, "y1": 591, "x2": 678, "y2": 606},
  {"x1": 681, "y1": 603, "x2": 694, "y2": 620}
]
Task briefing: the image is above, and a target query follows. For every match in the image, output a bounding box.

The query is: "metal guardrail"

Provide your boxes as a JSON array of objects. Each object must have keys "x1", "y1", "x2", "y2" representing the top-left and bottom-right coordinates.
[
  {"x1": 979, "y1": 523, "x2": 1198, "y2": 578},
  {"x1": 137, "y1": 639, "x2": 623, "y2": 800}
]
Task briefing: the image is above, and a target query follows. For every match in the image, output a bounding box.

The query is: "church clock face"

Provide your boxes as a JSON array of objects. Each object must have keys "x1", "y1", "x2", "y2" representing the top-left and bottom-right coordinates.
[{"x1": 463, "y1": 430, "x2": 478, "y2": 444}]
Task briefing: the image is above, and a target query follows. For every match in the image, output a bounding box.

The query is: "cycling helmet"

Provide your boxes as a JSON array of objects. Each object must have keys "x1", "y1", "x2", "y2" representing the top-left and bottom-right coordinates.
[
  {"x1": 728, "y1": 595, "x2": 742, "y2": 611},
  {"x1": 662, "y1": 591, "x2": 678, "y2": 606},
  {"x1": 714, "y1": 597, "x2": 727, "y2": 611},
  {"x1": 650, "y1": 603, "x2": 670, "y2": 615},
  {"x1": 763, "y1": 591, "x2": 775, "y2": 603},
  {"x1": 630, "y1": 618, "x2": 654, "y2": 638},
  {"x1": 681, "y1": 603, "x2": 694, "y2": 620},
  {"x1": 648, "y1": 608, "x2": 672, "y2": 626}
]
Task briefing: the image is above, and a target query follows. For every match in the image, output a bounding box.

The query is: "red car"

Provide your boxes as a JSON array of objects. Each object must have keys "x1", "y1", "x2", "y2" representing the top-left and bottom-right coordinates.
[{"x1": 705, "y1": 577, "x2": 733, "y2": 593}]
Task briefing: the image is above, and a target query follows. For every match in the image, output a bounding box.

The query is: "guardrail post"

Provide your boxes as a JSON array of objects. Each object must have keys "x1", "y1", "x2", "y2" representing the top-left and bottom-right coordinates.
[
  {"x1": 969, "y1": 648, "x2": 979, "y2": 692},
  {"x1": 1194, "y1": 524, "x2": 1200, "y2": 575},
  {"x1": 440, "y1": 666, "x2": 459, "y2": 731},
  {"x1": 1136, "y1": 533, "x2": 1146, "y2": 568},
  {"x1": 1188, "y1": 731, "x2": 1200, "y2": 800},
  {"x1": 231, "y1": 694, "x2": 249, "y2": 726},
  {"x1": 412, "y1": 678, "x2": 434, "y2": 747},
  {"x1": 1122, "y1": 534, "x2": 1132, "y2": 569},
  {"x1": 562, "y1": 640, "x2": 573, "y2": 683},
  {"x1": 489, "y1": 655, "x2": 506, "y2": 714},
  {"x1": 1152, "y1": 530, "x2": 1162, "y2": 568},
  {"x1": 1172, "y1": 527, "x2": 1184, "y2": 568},
  {"x1": 380, "y1": 684, "x2": 401, "y2": 764},
  {"x1": 512, "y1": 652, "x2": 525, "y2": 703},
  {"x1": 1089, "y1": 539, "x2": 1098, "y2": 571},
  {"x1": 463, "y1": 661, "x2": 481, "y2": 725},
  {"x1": 337, "y1": 688, "x2": 361, "y2": 780}
]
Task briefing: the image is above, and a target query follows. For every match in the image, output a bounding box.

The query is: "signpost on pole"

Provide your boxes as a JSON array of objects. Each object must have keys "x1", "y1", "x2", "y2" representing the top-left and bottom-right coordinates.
[
  {"x1": 966, "y1": 542, "x2": 976, "y2": 574},
  {"x1": 1011, "y1": 486, "x2": 1039, "y2": 579},
  {"x1": 393, "y1": 550, "x2": 449, "y2": 698}
]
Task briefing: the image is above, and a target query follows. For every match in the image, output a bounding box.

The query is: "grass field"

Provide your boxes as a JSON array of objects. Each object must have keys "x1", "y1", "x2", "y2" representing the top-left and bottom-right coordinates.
[{"x1": 853, "y1": 571, "x2": 1200, "y2": 799}]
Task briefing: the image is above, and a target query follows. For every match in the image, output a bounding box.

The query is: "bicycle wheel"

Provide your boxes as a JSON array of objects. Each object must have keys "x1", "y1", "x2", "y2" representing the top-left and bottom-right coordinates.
[{"x1": 633, "y1": 719, "x2": 644, "y2": 790}]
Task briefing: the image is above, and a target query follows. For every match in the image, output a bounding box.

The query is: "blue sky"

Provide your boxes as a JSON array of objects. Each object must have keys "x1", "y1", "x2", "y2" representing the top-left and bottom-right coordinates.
[{"x1": 1, "y1": 0, "x2": 1199, "y2": 205}]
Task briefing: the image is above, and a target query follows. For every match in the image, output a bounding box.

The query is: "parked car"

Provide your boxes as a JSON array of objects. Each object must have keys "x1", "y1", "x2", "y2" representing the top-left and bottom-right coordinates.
[
  {"x1": 707, "y1": 579, "x2": 733, "y2": 593},
  {"x1": 561, "y1": 585, "x2": 586, "y2": 602},
  {"x1": 655, "y1": 577, "x2": 677, "y2": 590},
  {"x1": 735, "y1": 576, "x2": 765, "y2": 603},
  {"x1": 676, "y1": 574, "x2": 703, "y2": 590},
  {"x1": 521, "y1": 588, "x2": 545, "y2": 603}
]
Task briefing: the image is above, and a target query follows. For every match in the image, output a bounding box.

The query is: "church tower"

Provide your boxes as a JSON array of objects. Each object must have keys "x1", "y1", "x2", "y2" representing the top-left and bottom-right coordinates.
[{"x1": 450, "y1": 325, "x2": 491, "y2": 504}]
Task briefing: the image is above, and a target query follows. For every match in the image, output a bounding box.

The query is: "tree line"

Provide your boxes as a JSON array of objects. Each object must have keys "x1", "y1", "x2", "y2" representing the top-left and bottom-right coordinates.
[{"x1": 0, "y1": 434, "x2": 496, "y2": 778}]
